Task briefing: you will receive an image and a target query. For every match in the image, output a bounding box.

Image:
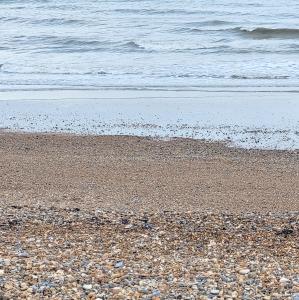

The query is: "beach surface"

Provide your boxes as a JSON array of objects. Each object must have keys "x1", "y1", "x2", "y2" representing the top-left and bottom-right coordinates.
[
  {"x1": 0, "y1": 89, "x2": 298, "y2": 150},
  {"x1": 0, "y1": 131, "x2": 299, "y2": 300},
  {"x1": 0, "y1": 132, "x2": 298, "y2": 213},
  {"x1": 2, "y1": 0, "x2": 299, "y2": 297},
  {"x1": 0, "y1": 132, "x2": 298, "y2": 299}
]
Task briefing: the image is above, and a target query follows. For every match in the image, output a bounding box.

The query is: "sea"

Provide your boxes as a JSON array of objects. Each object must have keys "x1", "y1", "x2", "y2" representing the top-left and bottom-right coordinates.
[{"x1": 1, "y1": 0, "x2": 299, "y2": 90}]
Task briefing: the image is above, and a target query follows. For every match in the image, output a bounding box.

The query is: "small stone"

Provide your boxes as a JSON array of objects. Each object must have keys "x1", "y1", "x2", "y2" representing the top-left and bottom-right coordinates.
[
  {"x1": 83, "y1": 284, "x2": 93, "y2": 290},
  {"x1": 114, "y1": 261, "x2": 124, "y2": 268},
  {"x1": 87, "y1": 292, "x2": 96, "y2": 300},
  {"x1": 4, "y1": 282, "x2": 13, "y2": 290},
  {"x1": 292, "y1": 293, "x2": 299, "y2": 300},
  {"x1": 112, "y1": 287, "x2": 122, "y2": 294},
  {"x1": 232, "y1": 291, "x2": 238, "y2": 298},
  {"x1": 18, "y1": 250, "x2": 29, "y2": 258},
  {"x1": 152, "y1": 290, "x2": 161, "y2": 297},
  {"x1": 3, "y1": 259, "x2": 10, "y2": 266},
  {"x1": 0, "y1": 269, "x2": 4, "y2": 275},
  {"x1": 20, "y1": 282, "x2": 28, "y2": 291},
  {"x1": 210, "y1": 289, "x2": 220, "y2": 295},
  {"x1": 279, "y1": 277, "x2": 289, "y2": 284},
  {"x1": 239, "y1": 269, "x2": 250, "y2": 275}
]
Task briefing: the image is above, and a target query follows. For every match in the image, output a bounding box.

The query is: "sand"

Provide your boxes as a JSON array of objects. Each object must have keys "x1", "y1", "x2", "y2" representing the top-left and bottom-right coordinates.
[{"x1": 0, "y1": 132, "x2": 298, "y2": 213}]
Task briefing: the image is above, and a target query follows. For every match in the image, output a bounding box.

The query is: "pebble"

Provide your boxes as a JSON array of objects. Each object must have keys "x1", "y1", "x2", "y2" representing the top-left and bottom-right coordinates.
[
  {"x1": 83, "y1": 284, "x2": 93, "y2": 290},
  {"x1": 279, "y1": 277, "x2": 290, "y2": 284},
  {"x1": 210, "y1": 289, "x2": 220, "y2": 295},
  {"x1": 20, "y1": 283, "x2": 28, "y2": 291},
  {"x1": 114, "y1": 261, "x2": 124, "y2": 268},
  {"x1": 231, "y1": 291, "x2": 238, "y2": 298},
  {"x1": 0, "y1": 207, "x2": 297, "y2": 299},
  {"x1": 4, "y1": 282, "x2": 13, "y2": 290},
  {"x1": 17, "y1": 250, "x2": 30, "y2": 258},
  {"x1": 239, "y1": 268, "x2": 250, "y2": 275}
]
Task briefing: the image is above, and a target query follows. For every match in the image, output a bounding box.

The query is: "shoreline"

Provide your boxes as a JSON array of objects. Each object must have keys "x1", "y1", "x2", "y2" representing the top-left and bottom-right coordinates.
[{"x1": 0, "y1": 89, "x2": 298, "y2": 150}]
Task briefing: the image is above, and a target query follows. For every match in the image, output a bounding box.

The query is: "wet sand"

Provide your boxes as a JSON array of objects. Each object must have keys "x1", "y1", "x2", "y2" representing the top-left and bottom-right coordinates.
[
  {"x1": 0, "y1": 132, "x2": 298, "y2": 213},
  {"x1": 1, "y1": 89, "x2": 298, "y2": 150}
]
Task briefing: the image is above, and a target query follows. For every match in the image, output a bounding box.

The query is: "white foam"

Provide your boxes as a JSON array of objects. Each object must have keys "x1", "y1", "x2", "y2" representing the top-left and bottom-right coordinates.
[{"x1": 0, "y1": 89, "x2": 298, "y2": 150}]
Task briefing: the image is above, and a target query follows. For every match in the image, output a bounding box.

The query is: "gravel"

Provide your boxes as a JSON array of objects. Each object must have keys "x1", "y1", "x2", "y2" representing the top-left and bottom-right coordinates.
[
  {"x1": 0, "y1": 133, "x2": 298, "y2": 298},
  {"x1": 0, "y1": 206, "x2": 298, "y2": 299}
]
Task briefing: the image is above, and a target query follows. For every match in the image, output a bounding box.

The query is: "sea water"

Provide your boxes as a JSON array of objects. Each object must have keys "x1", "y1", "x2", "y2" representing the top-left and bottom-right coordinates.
[{"x1": 1, "y1": 0, "x2": 299, "y2": 90}]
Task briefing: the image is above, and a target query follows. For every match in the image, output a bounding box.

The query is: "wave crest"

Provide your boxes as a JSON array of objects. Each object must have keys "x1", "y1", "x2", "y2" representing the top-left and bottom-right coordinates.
[
  {"x1": 122, "y1": 41, "x2": 144, "y2": 50},
  {"x1": 236, "y1": 27, "x2": 299, "y2": 39}
]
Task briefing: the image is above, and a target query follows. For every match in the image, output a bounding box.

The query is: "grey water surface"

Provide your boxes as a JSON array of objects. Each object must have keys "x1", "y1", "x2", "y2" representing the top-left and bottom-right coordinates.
[{"x1": 1, "y1": 0, "x2": 299, "y2": 90}]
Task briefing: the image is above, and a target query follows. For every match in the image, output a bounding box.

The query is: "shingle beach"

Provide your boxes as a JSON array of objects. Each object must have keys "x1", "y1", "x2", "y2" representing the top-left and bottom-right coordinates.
[{"x1": 0, "y1": 133, "x2": 298, "y2": 299}]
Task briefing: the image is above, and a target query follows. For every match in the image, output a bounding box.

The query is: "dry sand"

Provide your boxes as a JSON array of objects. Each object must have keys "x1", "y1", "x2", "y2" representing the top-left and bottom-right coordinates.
[{"x1": 0, "y1": 132, "x2": 298, "y2": 213}]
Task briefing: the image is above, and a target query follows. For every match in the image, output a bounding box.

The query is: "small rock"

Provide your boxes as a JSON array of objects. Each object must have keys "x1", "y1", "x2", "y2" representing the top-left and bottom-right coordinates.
[
  {"x1": 0, "y1": 269, "x2": 4, "y2": 275},
  {"x1": 4, "y1": 282, "x2": 13, "y2": 290},
  {"x1": 114, "y1": 261, "x2": 124, "y2": 268},
  {"x1": 279, "y1": 277, "x2": 289, "y2": 284},
  {"x1": 152, "y1": 290, "x2": 161, "y2": 297},
  {"x1": 83, "y1": 284, "x2": 93, "y2": 290},
  {"x1": 87, "y1": 292, "x2": 96, "y2": 300},
  {"x1": 292, "y1": 293, "x2": 299, "y2": 300},
  {"x1": 210, "y1": 289, "x2": 220, "y2": 295},
  {"x1": 239, "y1": 269, "x2": 250, "y2": 275},
  {"x1": 17, "y1": 250, "x2": 29, "y2": 258},
  {"x1": 20, "y1": 282, "x2": 28, "y2": 291},
  {"x1": 112, "y1": 287, "x2": 122, "y2": 294}
]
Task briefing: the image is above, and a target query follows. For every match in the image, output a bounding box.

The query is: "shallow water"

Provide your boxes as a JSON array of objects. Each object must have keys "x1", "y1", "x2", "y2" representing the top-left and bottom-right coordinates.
[
  {"x1": 1, "y1": 0, "x2": 299, "y2": 90},
  {"x1": 0, "y1": 90, "x2": 298, "y2": 150}
]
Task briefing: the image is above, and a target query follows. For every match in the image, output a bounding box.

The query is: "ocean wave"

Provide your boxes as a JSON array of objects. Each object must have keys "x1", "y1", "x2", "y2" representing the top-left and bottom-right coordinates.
[
  {"x1": 175, "y1": 26, "x2": 299, "y2": 41},
  {"x1": 231, "y1": 75, "x2": 290, "y2": 80},
  {"x1": 0, "y1": 16, "x2": 26, "y2": 22},
  {"x1": 172, "y1": 45, "x2": 231, "y2": 53},
  {"x1": 159, "y1": 73, "x2": 225, "y2": 79},
  {"x1": 12, "y1": 35, "x2": 102, "y2": 46},
  {"x1": 185, "y1": 20, "x2": 234, "y2": 27},
  {"x1": 159, "y1": 73, "x2": 293, "y2": 80},
  {"x1": 1, "y1": 67, "x2": 295, "y2": 81},
  {"x1": 10, "y1": 35, "x2": 149, "y2": 53},
  {"x1": 122, "y1": 41, "x2": 145, "y2": 50},
  {"x1": 113, "y1": 8, "x2": 199, "y2": 15},
  {"x1": 31, "y1": 18, "x2": 85, "y2": 26},
  {"x1": 175, "y1": 27, "x2": 205, "y2": 33},
  {"x1": 0, "y1": 69, "x2": 109, "y2": 76},
  {"x1": 0, "y1": 16, "x2": 83, "y2": 26},
  {"x1": 236, "y1": 27, "x2": 299, "y2": 39}
]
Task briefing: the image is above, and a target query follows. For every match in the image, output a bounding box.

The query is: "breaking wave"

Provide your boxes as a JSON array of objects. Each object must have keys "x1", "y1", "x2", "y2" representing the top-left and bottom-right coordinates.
[
  {"x1": 185, "y1": 20, "x2": 234, "y2": 27},
  {"x1": 236, "y1": 27, "x2": 299, "y2": 39},
  {"x1": 122, "y1": 41, "x2": 145, "y2": 50}
]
